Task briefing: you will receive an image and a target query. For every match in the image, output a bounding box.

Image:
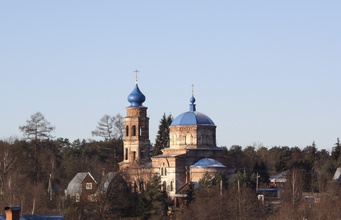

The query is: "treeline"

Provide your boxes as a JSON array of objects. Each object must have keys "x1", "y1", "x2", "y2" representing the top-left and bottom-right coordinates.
[
  {"x1": 226, "y1": 141, "x2": 340, "y2": 192},
  {"x1": 0, "y1": 138, "x2": 123, "y2": 216},
  {"x1": 1, "y1": 137, "x2": 341, "y2": 219}
]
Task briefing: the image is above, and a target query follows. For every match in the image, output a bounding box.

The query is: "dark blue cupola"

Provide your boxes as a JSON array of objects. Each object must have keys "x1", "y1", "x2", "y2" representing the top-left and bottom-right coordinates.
[
  {"x1": 171, "y1": 94, "x2": 215, "y2": 126},
  {"x1": 127, "y1": 82, "x2": 146, "y2": 107},
  {"x1": 189, "y1": 95, "x2": 196, "y2": 112}
]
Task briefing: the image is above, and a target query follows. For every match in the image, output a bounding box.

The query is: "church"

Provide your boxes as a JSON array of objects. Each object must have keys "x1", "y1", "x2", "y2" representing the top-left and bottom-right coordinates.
[{"x1": 119, "y1": 77, "x2": 235, "y2": 198}]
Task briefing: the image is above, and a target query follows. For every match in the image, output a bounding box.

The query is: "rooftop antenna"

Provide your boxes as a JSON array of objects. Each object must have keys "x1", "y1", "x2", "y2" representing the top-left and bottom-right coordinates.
[{"x1": 134, "y1": 70, "x2": 139, "y2": 84}]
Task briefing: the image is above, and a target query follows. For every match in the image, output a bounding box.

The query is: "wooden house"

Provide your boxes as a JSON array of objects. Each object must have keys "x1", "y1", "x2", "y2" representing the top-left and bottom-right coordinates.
[{"x1": 65, "y1": 172, "x2": 97, "y2": 202}]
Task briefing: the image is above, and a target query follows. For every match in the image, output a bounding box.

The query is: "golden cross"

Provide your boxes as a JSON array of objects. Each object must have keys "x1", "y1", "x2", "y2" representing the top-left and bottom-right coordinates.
[{"x1": 134, "y1": 70, "x2": 139, "y2": 83}]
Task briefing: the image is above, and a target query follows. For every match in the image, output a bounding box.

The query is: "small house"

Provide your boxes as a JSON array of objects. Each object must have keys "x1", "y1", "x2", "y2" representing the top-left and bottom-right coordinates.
[
  {"x1": 269, "y1": 170, "x2": 289, "y2": 188},
  {"x1": 65, "y1": 172, "x2": 97, "y2": 202}
]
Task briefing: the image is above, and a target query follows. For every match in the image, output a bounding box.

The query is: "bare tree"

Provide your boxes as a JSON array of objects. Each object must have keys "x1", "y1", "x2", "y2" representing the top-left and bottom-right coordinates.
[
  {"x1": 181, "y1": 185, "x2": 263, "y2": 220},
  {"x1": 113, "y1": 114, "x2": 124, "y2": 140},
  {"x1": 285, "y1": 168, "x2": 304, "y2": 207},
  {"x1": 92, "y1": 114, "x2": 124, "y2": 141},
  {"x1": 19, "y1": 112, "x2": 55, "y2": 141},
  {"x1": 0, "y1": 141, "x2": 16, "y2": 208}
]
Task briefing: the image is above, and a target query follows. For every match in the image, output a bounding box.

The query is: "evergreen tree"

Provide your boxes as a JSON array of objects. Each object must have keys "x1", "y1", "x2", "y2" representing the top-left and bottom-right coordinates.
[
  {"x1": 213, "y1": 171, "x2": 229, "y2": 189},
  {"x1": 137, "y1": 174, "x2": 165, "y2": 219},
  {"x1": 184, "y1": 182, "x2": 195, "y2": 206},
  {"x1": 230, "y1": 169, "x2": 256, "y2": 189},
  {"x1": 198, "y1": 172, "x2": 214, "y2": 191},
  {"x1": 252, "y1": 161, "x2": 270, "y2": 188},
  {"x1": 331, "y1": 137, "x2": 341, "y2": 163},
  {"x1": 152, "y1": 113, "x2": 173, "y2": 155}
]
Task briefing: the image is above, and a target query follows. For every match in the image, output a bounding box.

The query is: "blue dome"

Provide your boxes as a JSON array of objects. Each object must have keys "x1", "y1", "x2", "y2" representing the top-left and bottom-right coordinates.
[
  {"x1": 171, "y1": 111, "x2": 215, "y2": 126},
  {"x1": 127, "y1": 83, "x2": 145, "y2": 107},
  {"x1": 190, "y1": 158, "x2": 225, "y2": 168},
  {"x1": 170, "y1": 95, "x2": 215, "y2": 126}
]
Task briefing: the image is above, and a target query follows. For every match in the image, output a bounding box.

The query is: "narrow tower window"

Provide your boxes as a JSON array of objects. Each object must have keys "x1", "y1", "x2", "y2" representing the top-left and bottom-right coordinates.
[
  {"x1": 126, "y1": 126, "x2": 129, "y2": 136},
  {"x1": 132, "y1": 125, "x2": 136, "y2": 136}
]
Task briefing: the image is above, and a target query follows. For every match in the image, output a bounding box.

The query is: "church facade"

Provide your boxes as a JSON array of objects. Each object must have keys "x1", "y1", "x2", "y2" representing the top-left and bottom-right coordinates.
[{"x1": 119, "y1": 79, "x2": 235, "y2": 198}]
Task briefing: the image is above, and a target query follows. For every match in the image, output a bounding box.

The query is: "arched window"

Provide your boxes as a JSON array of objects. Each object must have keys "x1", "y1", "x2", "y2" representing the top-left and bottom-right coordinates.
[
  {"x1": 126, "y1": 126, "x2": 129, "y2": 136},
  {"x1": 132, "y1": 125, "x2": 136, "y2": 136},
  {"x1": 185, "y1": 133, "x2": 192, "y2": 145},
  {"x1": 161, "y1": 167, "x2": 164, "y2": 176},
  {"x1": 171, "y1": 134, "x2": 176, "y2": 145},
  {"x1": 125, "y1": 148, "x2": 128, "y2": 160},
  {"x1": 164, "y1": 168, "x2": 167, "y2": 176}
]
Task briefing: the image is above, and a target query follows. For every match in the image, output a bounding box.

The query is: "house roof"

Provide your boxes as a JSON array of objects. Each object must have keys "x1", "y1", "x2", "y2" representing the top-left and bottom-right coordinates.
[
  {"x1": 65, "y1": 172, "x2": 97, "y2": 196},
  {"x1": 269, "y1": 170, "x2": 290, "y2": 183},
  {"x1": 333, "y1": 168, "x2": 341, "y2": 181},
  {"x1": 98, "y1": 172, "x2": 118, "y2": 193}
]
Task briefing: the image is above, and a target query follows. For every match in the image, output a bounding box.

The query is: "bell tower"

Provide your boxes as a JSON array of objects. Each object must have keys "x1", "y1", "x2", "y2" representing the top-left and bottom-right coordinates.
[{"x1": 120, "y1": 73, "x2": 150, "y2": 168}]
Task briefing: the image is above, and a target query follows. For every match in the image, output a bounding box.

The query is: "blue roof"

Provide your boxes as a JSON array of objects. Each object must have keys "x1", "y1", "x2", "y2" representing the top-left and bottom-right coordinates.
[
  {"x1": 171, "y1": 111, "x2": 215, "y2": 126},
  {"x1": 171, "y1": 95, "x2": 215, "y2": 126},
  {"x1": 190, "y1": 158, "x2": 225, "y2": 168},
  {"x1": 127, "y1": 83, "x2": 145, "y2": 107}
]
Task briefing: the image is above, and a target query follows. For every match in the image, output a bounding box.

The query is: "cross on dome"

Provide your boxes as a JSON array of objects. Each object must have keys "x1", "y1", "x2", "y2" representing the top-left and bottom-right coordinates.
[{"x1": 134, "y1": 70, "x2": 139, "y2": 84}]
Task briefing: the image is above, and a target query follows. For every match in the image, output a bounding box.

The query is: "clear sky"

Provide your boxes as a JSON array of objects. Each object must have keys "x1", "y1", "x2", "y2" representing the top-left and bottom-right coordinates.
[{"x1": 1, "y1": 1, "x2": 340, "y2": 150}]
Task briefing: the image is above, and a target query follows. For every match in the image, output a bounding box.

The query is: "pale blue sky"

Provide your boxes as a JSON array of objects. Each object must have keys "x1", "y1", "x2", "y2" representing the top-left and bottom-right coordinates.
[{"x1": 1, "y1": 1, "x2": 340, "y2": 150}]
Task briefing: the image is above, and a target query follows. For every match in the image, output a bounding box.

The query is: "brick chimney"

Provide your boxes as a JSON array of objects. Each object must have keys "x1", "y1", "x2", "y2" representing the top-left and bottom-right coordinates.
[{"x1": 4, "y1": 206, "x2": 21, "y2": 220}]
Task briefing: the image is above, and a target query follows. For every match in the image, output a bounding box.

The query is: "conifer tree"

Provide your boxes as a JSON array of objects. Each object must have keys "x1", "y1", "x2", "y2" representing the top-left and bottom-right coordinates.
[
  {"x1": 152, "y1": 113, "x2": 173, "y2": 155},
  {"x1": 137, "y1": 174, "x2": 165, "y2": 219}
]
